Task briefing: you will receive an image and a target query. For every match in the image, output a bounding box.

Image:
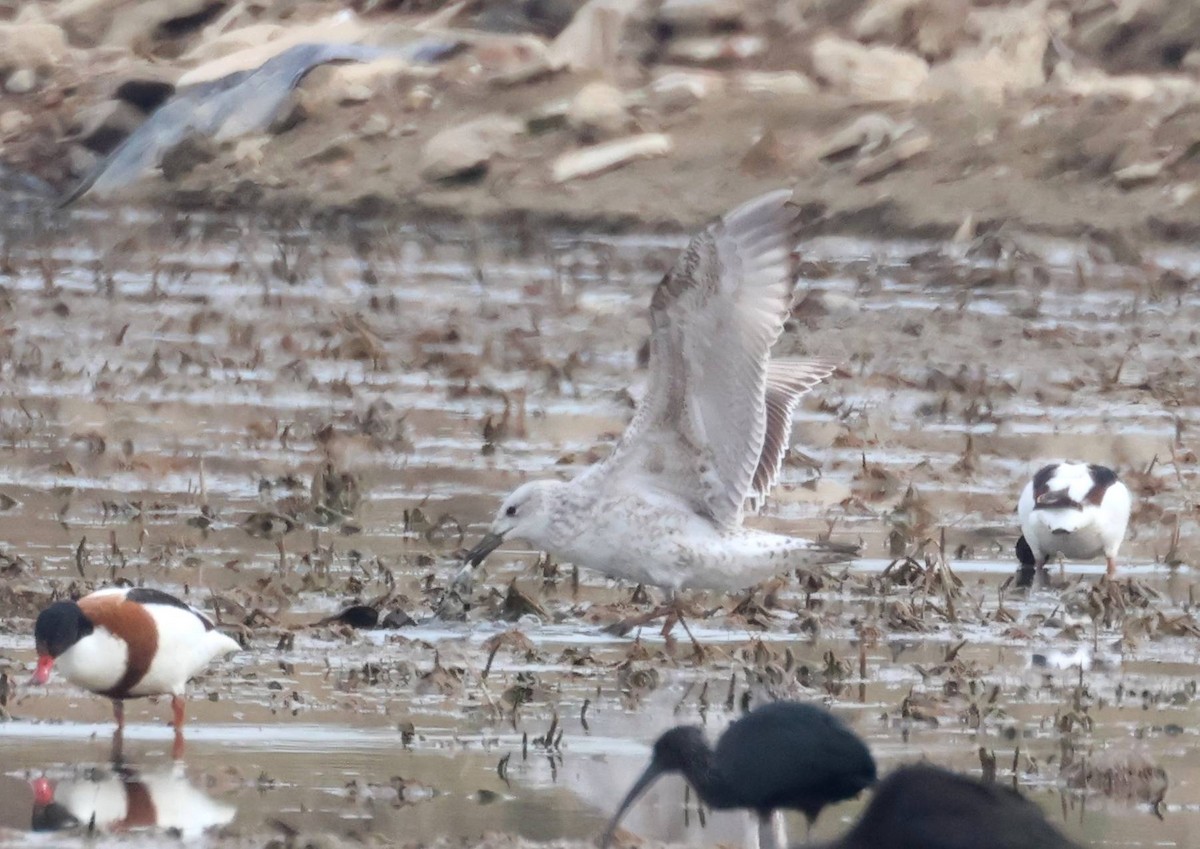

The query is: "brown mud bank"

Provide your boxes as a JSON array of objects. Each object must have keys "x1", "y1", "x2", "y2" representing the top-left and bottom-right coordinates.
[
  {"x1": 5, "y1": 1, "x2": 1200, "y2": 237},
  {"x1": 162, "y1": 91, "x2": 1200, "y2": 243}
]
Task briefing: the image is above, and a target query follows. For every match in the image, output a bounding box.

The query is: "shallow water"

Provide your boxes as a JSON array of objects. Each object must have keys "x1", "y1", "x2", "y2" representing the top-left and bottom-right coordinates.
[{"x1": 1, "y1": 207, "x2": 1200, "y2": 846}]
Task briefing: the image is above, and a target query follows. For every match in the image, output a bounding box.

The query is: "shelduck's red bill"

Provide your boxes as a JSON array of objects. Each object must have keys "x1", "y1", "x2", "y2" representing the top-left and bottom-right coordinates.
[{"x1": 32, "y1": 655, "x2": 54, "y2": 685}]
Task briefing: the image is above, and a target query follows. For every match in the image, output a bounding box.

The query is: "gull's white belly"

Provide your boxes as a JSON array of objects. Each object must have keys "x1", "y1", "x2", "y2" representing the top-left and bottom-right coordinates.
[{"x1": 546, "y1": 494, "x2": 821, "y2": 592}]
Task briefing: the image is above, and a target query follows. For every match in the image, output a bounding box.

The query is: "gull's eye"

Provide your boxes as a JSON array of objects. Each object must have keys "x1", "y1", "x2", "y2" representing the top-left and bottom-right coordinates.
[{"x1": 505, "y1": 505, "x2": 518, "y2": 517}]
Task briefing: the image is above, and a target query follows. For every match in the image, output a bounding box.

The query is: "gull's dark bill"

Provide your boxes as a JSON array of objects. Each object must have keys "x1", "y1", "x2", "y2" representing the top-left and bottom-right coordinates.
[{"x1": 464, "y1": 531, "x2": 505, "y2": 566}]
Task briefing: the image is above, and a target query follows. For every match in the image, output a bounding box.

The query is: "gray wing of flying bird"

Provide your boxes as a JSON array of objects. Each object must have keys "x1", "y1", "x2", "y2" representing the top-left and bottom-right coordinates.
[
  {"x1": 0, "y1": 163, "x2": 57, "y2": 200},
  {"x1": 59, "y1": 39, "x2": 462, "y2": 207}
]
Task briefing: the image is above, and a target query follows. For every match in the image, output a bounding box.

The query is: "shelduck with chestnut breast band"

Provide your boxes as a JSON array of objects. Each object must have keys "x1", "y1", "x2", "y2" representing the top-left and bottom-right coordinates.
[
  {"x1": 1015, "y1": 461, "x2": 1132, "y2": 588},
  {"x1": 32, "y1": 586, "x2": 241, "y2": 759}
]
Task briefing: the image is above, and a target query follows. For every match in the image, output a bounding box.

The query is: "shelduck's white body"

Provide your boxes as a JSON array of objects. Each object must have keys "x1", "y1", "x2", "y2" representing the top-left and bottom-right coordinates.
[
  {"x1": 33, "y1": 586, "x2": 239, "y2": 757},
  {"x1": 1016, "y1": 462, "x2": 1132, "y2": 583},
  {"x1": 48, "y1": 588, "x2": 239, "y2": 698}
]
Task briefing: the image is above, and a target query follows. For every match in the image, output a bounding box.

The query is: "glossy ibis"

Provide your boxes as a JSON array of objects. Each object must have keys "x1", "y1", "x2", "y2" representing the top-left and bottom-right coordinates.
[
  {"x1": 810, "y1": 763, "x2": 1083, "y2": 849},
  {"x1": 601, "y1": 701, "x2": 876, "y2": 849}
]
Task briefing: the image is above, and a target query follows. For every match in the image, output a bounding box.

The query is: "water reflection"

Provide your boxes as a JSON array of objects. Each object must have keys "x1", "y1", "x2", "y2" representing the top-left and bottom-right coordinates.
[
  {"x1": 30, "y1": 778, "x2": 78, "y2": 831},
  {"x1": 24, "y1": 761, "x2": 236, "y2": 837},
  {"x1": 0, "y1": 776, "x2": 61, "y2": 833}
]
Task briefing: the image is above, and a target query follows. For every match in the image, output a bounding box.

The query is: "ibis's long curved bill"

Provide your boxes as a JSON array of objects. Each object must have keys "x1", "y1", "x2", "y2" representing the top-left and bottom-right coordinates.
[
  {"x1": 600, "y1": 762, "x2": 668, "y2": 849},
  {"x1": 464, "y1": 531, "x2": 505, "y2": 566}
]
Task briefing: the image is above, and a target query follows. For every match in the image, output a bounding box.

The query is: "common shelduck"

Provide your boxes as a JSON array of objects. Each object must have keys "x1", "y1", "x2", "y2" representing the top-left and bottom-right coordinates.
[
  {"x1": 32, "y1": 587, "x2": 240, "y2": 757},
  {"x1": 1015, "y1": 462, "x2": 1132, "y2": 587}
]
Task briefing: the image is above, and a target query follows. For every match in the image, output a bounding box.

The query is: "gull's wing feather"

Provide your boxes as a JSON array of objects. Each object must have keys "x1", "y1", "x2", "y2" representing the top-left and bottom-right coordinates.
[
  {"x1": 746, "y1": 358, "x2": 837, "y2": 511},
  {"x1": 593, "y1": 190, "x2": 802, "y2": 526}
]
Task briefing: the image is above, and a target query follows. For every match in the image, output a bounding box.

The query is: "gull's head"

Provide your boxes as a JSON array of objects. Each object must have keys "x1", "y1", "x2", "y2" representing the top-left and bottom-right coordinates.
[{"x1": 463, "y1": 480, "x2": 566, "y2": 566}]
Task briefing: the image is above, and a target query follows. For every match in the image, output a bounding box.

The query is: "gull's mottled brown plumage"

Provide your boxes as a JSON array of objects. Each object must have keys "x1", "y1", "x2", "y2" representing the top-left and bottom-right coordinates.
[
  {"x1": 748, "y1": 359, "x2": 838, "y2": 511},
  {"x1": 593, "y1": 189, "x2": 828, "y2": 525},
  {"x1": 465, "y1": 190, "x2": 856, "y2": 592}
]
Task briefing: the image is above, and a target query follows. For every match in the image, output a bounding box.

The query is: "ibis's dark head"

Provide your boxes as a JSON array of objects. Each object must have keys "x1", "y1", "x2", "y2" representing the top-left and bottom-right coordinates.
[
  {"x1": 600, "y1": 725, "x2": 714, "y2": 849},
  {"x1": 651, "y1": 725, "x2": 710, "y2": 772},
  {"x1": 332, "y1": 605, "x2": 380, "y2": 629}
]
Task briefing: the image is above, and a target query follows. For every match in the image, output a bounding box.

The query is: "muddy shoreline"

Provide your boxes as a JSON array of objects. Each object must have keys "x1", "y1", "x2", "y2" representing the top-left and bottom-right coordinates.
[
  {"x1": 46, "y1": 89, "x2": 1200, "y2": 244},
  {"x1": 2, "y1": 207, "x2": 1199, "y2": 847},
  {"x1": 6, "y1": 2, "x2": 1200, "y2": 240}
]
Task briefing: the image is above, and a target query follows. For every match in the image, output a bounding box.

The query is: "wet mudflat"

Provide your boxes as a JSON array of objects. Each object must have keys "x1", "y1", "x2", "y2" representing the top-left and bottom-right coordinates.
[{"x1": 1, "y1": 207, "x2": 1199, "y2": 847}]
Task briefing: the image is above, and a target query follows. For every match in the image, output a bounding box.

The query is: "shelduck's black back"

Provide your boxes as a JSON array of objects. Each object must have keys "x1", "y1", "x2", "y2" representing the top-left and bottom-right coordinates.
[
  {"x1": 815, "y1": 764, "x2": 1083, "y2": 849},
  {"x1": 713, "y1": 701, "x2": 876, "y2": 818}
]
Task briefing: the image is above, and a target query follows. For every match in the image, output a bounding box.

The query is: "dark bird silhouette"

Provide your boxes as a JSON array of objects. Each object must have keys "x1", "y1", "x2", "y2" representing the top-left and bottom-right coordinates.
[
  {"x1": 601, "y1": 701, "x2": 876, "y2": 849},
  {"x1": 808, "y1": 764, "x2": 1083, "y2": 849}
]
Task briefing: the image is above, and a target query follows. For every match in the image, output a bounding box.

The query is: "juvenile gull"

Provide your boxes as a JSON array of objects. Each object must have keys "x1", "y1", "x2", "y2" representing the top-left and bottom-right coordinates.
[{"x1": 464, "y1": 189, "x2": 856, "y2": 593}]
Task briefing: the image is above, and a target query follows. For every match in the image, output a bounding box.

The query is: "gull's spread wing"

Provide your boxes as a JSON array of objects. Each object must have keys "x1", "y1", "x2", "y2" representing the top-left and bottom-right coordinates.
[
  {"x1": 747, "y1": 358, "x2": 837, "y2": 512},
  {"x1": 593, "y1": 190, "x2": 824, "y2": 526}
]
